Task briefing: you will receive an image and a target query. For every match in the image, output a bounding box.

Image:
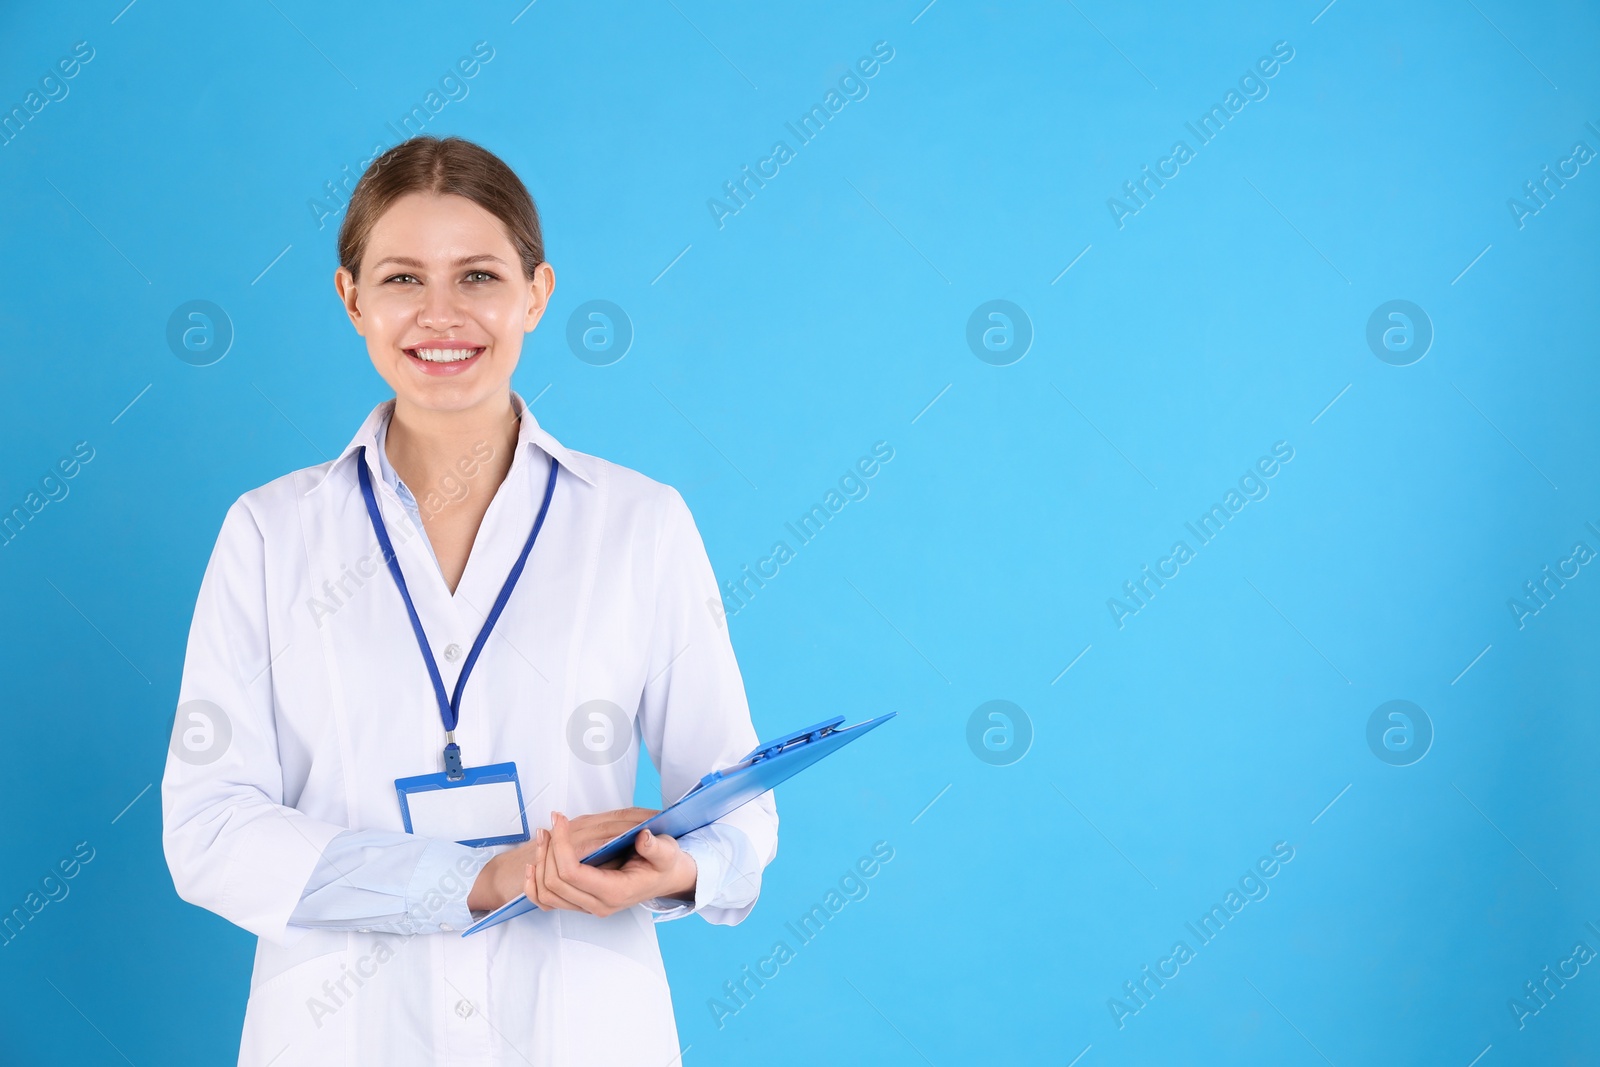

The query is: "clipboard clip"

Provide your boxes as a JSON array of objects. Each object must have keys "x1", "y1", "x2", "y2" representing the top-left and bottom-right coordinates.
[
  {"x1": 739, "y1": 715, "x2": 846, "y2": 764},
  {"x1": 679, "y1": 715, "x2": 848, "y2": 801}
]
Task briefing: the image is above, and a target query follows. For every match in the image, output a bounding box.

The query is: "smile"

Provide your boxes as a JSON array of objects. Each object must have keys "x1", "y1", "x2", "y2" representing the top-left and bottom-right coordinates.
[
  {"x1": 407, "y1": 347, "x2": 484, "y2": 363},
  {"x1": 403, "y1": 346, "x2": 486, "y2": 376}
]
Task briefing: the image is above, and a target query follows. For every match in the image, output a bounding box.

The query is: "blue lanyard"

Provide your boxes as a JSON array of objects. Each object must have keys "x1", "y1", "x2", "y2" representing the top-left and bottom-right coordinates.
[{"x1": 355, "y1": 444, "x2": 559, "y2": 779}]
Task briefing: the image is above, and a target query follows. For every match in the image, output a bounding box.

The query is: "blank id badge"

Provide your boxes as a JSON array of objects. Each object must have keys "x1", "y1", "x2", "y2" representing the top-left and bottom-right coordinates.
[{"x1": 394, "y1": 762, "x2": 531, "y2": 847}]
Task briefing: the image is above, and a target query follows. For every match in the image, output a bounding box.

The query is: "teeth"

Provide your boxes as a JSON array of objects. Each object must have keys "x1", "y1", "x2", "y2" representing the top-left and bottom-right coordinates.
[{"x1": 411, "y1": 347, "x2": 480, "y2": 363}]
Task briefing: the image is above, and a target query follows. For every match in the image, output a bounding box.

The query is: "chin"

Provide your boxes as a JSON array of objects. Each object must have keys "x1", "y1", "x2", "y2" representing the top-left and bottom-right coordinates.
[
  {"x1": 396, "y1": 382, "x2": 512, "y2": 414},
  {"x1": 381, "y1": 356, "x2": 518, "y2": 413}
]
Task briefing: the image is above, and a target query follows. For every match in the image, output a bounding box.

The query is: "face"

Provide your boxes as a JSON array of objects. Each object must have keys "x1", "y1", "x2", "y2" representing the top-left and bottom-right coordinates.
[{"x1": 334, "y1": 191, "x2": 555, "y2": 416}]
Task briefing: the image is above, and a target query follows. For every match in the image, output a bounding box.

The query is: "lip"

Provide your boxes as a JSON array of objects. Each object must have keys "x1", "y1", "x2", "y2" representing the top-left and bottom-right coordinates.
[
  {"x1": 404, "y1": 343, "x2": 486, "y2": 377},
  {"x1": 404, "y1": 339, "x2": 482, "y2": 351}
]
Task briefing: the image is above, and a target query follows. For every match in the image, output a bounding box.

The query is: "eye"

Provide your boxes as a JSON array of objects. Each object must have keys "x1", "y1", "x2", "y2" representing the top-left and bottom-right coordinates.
[
  {"x1": 466, "y1": 270, "x2": 498, "y2": 283},
  {"x1": 384, "y1": 273, "x2": 418, "y2": 284}
]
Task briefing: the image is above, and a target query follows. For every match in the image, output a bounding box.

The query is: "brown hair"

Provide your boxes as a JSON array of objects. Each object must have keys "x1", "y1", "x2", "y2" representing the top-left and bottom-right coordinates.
[{"x1": 337, "y1": 135, "x2": 544, "y2": 282}]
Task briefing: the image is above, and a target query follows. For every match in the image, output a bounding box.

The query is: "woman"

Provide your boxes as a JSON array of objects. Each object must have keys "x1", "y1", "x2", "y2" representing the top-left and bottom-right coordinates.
[{"x1": 162, "y1": 135, "x2": 778, "y2": 1066}]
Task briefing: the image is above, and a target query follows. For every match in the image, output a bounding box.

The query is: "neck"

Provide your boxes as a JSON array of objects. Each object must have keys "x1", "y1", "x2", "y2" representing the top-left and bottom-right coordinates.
[{"x1": 384, "y1": 391, "x2": 521, "y2": 504}]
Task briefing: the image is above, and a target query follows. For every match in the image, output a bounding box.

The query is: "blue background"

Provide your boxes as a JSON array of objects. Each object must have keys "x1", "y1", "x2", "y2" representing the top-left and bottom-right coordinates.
[{"x1": 2, "y1": 0, "x2": 1597, "y2": 1063}]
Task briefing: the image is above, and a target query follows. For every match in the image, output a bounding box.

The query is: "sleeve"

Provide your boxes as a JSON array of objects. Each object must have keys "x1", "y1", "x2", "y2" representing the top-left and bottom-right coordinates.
[
  {"x1": 634, "y1": 487, "x2": 779, "y2": 926},
  {"x1": 159, "y1": 498, "x2": 486, "y2": 944},
  {"x1": 639, "y1": 823, "x2": 761, "y2": 920},
  {"x1": 288, "y1": 829, "x2": 494, "y2": 934}
]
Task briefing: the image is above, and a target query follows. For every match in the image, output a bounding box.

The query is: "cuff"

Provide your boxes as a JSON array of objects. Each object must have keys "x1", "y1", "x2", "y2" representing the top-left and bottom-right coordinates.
[
  {"x1": 641, "y1": 831, "x2": 725, "y2": 921},
  {"x1": 404, "y1": 840, "x2": 495, "y2": 935}
]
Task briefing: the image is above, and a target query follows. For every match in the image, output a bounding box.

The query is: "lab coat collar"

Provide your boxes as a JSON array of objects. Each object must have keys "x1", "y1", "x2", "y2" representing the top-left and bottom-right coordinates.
[{"x1": 306, "y1": 390, "x2": 599, "y2": 497}]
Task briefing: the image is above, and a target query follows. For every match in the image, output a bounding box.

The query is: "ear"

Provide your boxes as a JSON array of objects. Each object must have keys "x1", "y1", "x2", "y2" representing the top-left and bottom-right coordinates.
[
  {"x1": 524, "y1": 261, "x2": 556, "y2": 332},
  {"x1": 334, "y1": 266, "x2": 364, "y2": 335}
]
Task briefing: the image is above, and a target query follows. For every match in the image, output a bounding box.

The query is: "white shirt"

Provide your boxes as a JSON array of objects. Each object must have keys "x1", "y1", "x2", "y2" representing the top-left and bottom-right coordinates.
[
  {"x1": 284, "y1": 410, "x2": 757, "y2": 931},
  {"x1": 161, "y1": 392, "x2": 778, "y2": 1066}
]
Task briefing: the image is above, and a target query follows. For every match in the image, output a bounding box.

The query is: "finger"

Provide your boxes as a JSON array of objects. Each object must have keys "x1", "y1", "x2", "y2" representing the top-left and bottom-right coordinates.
[
  {"x1": 631, "y1": 827, "x2": 681, "y2": 872},
  {"x1": 546, "y1": 813, "x2": 619, "y2": 912},
  {"x1": 581, "y1": 827, "x2": 680, "y2": 903},
  {"x1": 565, "y1": 808, "x2": 660, "y2": 855},
  {"x1": 566, "y1": 821, "x2": 625, "y2": 858},
  {"x1": 581, "y1": 807, "x2": 659, "y2": 831},
  {"x1": 550, "y1": 812, "x2": 615, "y2": 887},
  {"x1": 540, "y1": 819, "x2": 608, "y2": 908},
  {"x1": 532, "y1": 830, "x2": 588, "y2": 912},
  {"x1": 589, "y1": 807, "x2": 659, "y2": 827},
  {"x1": 550, "y1": 813, "x2": 646, "y2": 915},
  {"x1": 534, "y1": 831, "x2": 585, "y2": 915},
  {"x1": 528, "y1": 832, "x2": 556, "y2": 909},
  {"x1": 522, "y1": 851, "x2": 571, "y2": 912},
  {"x1": 522, "y1": 862, "x2": 543, "y2": 909}
]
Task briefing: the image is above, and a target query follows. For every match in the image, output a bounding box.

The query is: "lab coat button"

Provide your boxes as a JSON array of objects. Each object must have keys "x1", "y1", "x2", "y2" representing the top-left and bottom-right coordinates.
[
  {"x1": 444, "y1": 643, "x2": 463, "y2": 663},
  {"x1": 439, "y1": 923, "x2": 453, "y2": 932},
  {"x1": 455, "y1": 999, "x2": 476, "y2": 1019}
]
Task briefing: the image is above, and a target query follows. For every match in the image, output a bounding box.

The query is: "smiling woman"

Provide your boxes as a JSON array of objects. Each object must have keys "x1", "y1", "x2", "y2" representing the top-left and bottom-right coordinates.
[
  {"x1": 333, "y1": 140, "x2": 549, "y2": 420},
  {"x1": 330, "y1": 150, "x2": 559, "y2": 593},
  {"x1": 161, "y1": 135, "x2": 778, "y2": 1067}
]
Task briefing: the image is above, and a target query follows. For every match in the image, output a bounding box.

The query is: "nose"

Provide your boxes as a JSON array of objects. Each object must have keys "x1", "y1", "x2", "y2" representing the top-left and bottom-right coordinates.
[{"x1": 416, "y1": 279, "x2": 466, "y2": 330}]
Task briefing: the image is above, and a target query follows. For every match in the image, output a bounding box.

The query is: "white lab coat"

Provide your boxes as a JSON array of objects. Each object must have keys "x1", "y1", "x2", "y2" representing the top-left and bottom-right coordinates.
[{"x1": 162, "y1": 394, "x2": 778, "y2": 1066}]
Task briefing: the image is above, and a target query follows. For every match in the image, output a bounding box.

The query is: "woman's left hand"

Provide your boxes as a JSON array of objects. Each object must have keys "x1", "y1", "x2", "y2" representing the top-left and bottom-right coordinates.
[{"x1": 524, "y1": 811, "x2": 697, "y2": 917}]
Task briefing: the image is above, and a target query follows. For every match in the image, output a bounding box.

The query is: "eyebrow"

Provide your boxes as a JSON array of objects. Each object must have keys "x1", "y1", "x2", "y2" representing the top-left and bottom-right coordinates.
[{"x1": 371, "y1": 254, "x2": 509, "y2": 270}]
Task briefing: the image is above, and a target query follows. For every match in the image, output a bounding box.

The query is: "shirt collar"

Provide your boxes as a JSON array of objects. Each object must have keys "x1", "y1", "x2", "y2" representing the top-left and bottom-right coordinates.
[
  {"x1": 306, "y1": 390, "x2": 599, "y2": 498},
  {"x1": 371, "y1": 414, "x2": 416, "y2": 505}
]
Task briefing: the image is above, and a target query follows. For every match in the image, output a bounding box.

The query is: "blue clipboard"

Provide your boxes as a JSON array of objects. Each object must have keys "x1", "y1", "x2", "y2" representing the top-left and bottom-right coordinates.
[{"x1": 462, "y1": 710, "x2": 897, "y2": 936}]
